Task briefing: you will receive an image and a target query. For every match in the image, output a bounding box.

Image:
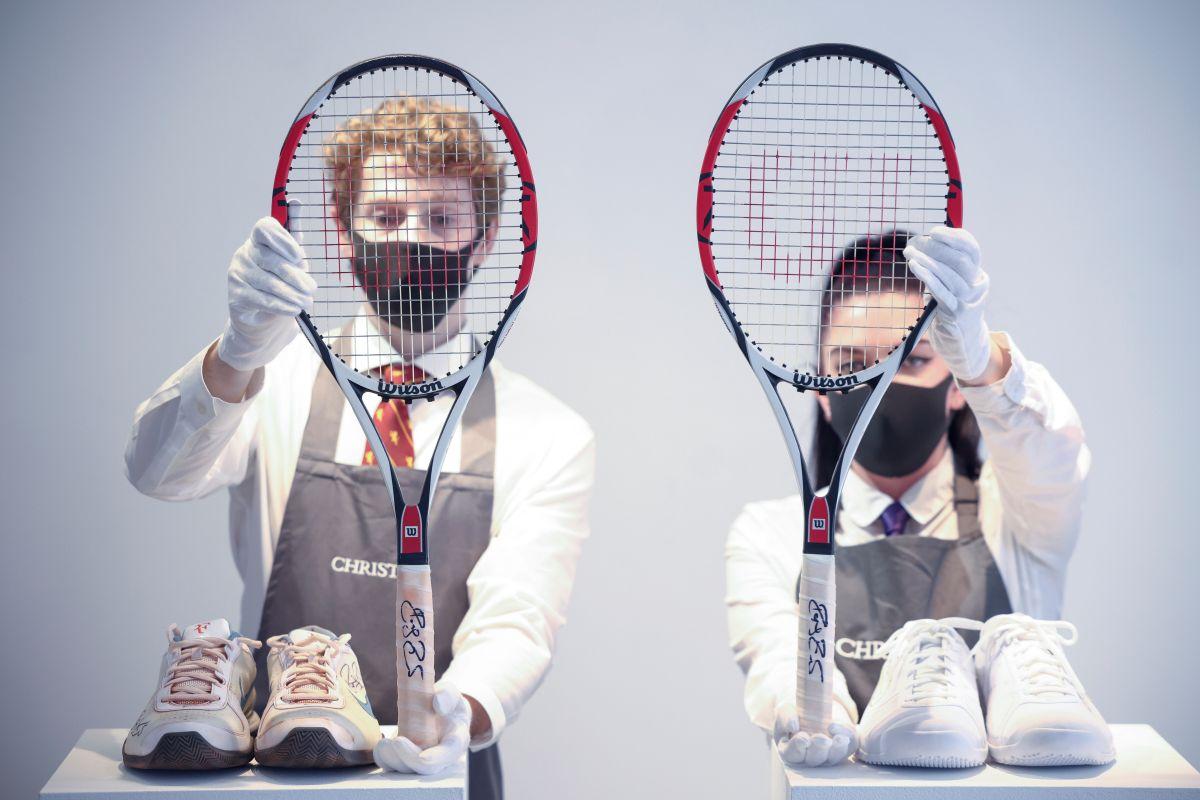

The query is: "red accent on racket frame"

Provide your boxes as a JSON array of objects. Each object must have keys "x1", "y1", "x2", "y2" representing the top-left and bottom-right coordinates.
[
  {"x1": 921, "y1": 105, "x2": 963, "y2": 228},
  {"x1": 492, "y1": 110, "x2": 537, "y2": 295},
  {"x1": 400, "y1": 505, "x2": 424, "y2": 556},
  {"x1": 807, "y1": 496, "x2": 831, "y2": 545},
  {"x1": 697, "y1": 100, "x2": 746, "y2": 286},
  {"x1": 271, "y1": 114, "x2": 314, "y2": 227}
]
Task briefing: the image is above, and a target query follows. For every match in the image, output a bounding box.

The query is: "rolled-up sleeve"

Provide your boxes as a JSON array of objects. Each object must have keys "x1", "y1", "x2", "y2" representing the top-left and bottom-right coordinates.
[
  {"x1": 124, "y1": 342, "x2": 260, "y2": 501},
  {"x1": 442, "y1": 421, "x2": 595, "y2": 749},
  {"x1": 960, "y1": 331, "x2": 1089, "y2": 617}
]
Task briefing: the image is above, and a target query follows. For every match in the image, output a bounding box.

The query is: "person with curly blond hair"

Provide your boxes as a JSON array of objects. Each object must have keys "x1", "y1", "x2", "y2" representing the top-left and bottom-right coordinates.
[
  {"x1": 324, "y1": 97, "x2": 508, "y2": 339},
  {"x1": 124, "y1": 96, "x2": 594, "y2": 799}
]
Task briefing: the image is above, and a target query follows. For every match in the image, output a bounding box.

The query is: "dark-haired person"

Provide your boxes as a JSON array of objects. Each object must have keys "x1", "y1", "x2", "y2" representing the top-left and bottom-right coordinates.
[{"x1": 725, "y1": 228, "x2": 1088, "y2": 766}]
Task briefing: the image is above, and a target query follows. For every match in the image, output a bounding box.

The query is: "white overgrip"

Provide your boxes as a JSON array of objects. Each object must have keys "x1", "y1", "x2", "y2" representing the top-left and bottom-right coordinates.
[
  {"x1": 796, "y1": 553, "x2": 836, "y2": 734},
  {"x1": 396, "y1": 564, "x2": 438, "y2": 749}
]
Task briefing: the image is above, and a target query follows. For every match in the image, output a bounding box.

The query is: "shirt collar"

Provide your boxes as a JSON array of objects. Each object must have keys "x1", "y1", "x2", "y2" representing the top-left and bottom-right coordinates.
[
  {"x1": 841, "y1": 447, "x2": 955, "y2": 529},
  {"x1": 342, "y1": 308, "x2": 476, "y2": 379}
]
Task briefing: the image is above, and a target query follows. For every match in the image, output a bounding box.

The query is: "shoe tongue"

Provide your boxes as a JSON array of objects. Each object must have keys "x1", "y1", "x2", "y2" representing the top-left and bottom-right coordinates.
[
  {"x1": 911, "y1": 623, "x2": 948, "y2": 647},
  {"x1": 283, "y1": 626, "x2": 338, "y2": 702},
  {"x1": 289, "y1": 625, "x2": 335, "y2": 644},
  {"x1": 182, "y1": 619, "x2": 230, "y2": 641},
  {"x1": 168, "y1": 620, "x2": 231, "y2": 705}
]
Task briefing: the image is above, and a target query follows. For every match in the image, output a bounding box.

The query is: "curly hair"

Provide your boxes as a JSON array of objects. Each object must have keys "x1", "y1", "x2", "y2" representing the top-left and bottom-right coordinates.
[{"x1": 324, "y1": 97, "x2": 506, "y2": 234}]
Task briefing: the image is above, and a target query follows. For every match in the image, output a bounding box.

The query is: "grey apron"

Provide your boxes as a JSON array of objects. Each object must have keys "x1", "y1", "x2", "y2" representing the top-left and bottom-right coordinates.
[
  {"x1": 256, "y1": 366, "x2": 503, "y2": 799},
  {"x1": 799, "y1": 474, "x2": 1013, "y2": 711}
]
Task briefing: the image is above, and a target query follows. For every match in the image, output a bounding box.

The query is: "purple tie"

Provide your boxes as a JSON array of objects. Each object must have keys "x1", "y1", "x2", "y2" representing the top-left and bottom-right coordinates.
[{"x1": 880, "y1": 502, "x2": 909, "y2": 537}]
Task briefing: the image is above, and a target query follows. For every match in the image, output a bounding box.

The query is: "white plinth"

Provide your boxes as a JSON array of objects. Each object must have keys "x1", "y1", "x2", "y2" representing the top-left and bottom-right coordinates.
[
  {"x1": 41, "y1": 727, "x2": 466, "y2": 799},
  {"x1": 772, "y1": 724, "x2": 1200, "y2": 799}
]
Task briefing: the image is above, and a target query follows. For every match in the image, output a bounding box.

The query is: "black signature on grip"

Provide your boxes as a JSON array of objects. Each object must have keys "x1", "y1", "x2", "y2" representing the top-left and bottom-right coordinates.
[
  {"x1": 399, "y1": 600, "x2": 428, "y2": 678},
  {"x1": 806, "y1": 599, "x2": 829, "y2": 682}
]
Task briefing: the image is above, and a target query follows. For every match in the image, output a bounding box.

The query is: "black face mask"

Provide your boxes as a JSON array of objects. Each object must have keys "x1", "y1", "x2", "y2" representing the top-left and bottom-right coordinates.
[
  {"x1": 826, "y1": 374, "x2": 954, "y2": 478},
  {"x1": 351, "y1": 233, "x2": 482, "y2": 333}
]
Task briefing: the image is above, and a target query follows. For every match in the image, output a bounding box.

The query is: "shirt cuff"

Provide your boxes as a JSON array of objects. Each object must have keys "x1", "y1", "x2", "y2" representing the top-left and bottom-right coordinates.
[
  {"x1": 441, "y1": 668, "x2": 508, "y2": 751},
  {"x1": 956, "y1": 331, "x2": 1046, "y2": 420},
  {"x1": 184, "y1": 340, "x2": 265, "y2": 423}
]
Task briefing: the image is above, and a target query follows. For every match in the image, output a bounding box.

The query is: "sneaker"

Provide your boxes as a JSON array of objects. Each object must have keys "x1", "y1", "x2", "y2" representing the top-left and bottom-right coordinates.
[
  {"x1": 857, "y1": 618, "x2": 988, "y2": 768},
  {"x1": 122, "y1": 619, "x2": 262, "y2": 770},
  {"x1": 254, "y1": 626, "x2": 382, "y2": 768},
  {"x1": 974, "y1": 613, "x2": 1115, "y2": 766}
]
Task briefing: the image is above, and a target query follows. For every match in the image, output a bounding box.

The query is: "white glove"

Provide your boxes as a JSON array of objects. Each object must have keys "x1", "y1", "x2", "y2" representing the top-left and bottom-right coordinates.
[
  {"x1": 774, "y1": 700, "x2": 857, "y2": 767},
  {"x1": 215, "y1": 217, "x2": 316, "y2": 372},
  {"x1": 374, "y1": 682, "x2": 472, "y2": 775},
  {"x1": 904, "y1": 226, "x2": 992, "y2": 382}
]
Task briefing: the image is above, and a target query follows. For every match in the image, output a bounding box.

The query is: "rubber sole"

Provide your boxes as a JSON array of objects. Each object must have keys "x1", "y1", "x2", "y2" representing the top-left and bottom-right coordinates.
[
  {"x1": 859, "y1": 728, "x2": 987, "y2": 769},
  {"x1": 990, "y1": 727, "x2": 1116, "y2": 767},
  {"x1": 122, "y1": 731, "x2": 252, "y2": 771},
  {"x1": 254, "y1": 727, "x2": 375, "y2": 768},
  {"x1": 858, "y1": 753, "x2": 986, "y2": 768},
  {"x1": 996, "y1": 752, "x2": 1115, "y2": 767}
]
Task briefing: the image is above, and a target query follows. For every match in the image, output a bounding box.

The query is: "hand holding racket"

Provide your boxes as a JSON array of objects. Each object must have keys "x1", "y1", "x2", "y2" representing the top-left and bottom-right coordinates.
[
  {"x1": 217, "y1": 218, "x2": 316, "y2": 373},
  {"x1": 697, "y1": 44, "x2": 962, "y2": 756},
  {"x1": 273, "y1": 55, "x2": 536, "y2": 760},
  {"x1": 905, "y1": 226, "x2": 998, "y2": 384}
]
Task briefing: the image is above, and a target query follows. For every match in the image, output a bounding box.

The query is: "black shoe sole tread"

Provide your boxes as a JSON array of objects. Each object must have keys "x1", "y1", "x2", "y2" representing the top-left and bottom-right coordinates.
[
  {"x1": 122, "y1": 731, "x2": 252, "y2": 771},
  {"x1": 254, "y1": 727, "x2": 375, "y2": 768}
]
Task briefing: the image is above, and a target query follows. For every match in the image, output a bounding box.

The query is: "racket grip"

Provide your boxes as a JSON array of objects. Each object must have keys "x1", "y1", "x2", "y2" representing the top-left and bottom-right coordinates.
[
  {"x1": 796, "y1": 553, "x2": 836, "y2": 735},
  {"x1": 396, "y1": 564, "x2": 438, "y2": 749}
]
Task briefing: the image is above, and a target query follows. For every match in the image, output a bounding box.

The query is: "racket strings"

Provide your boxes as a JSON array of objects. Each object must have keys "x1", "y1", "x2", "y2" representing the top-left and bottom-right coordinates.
[
  {"x1": 710, "y1": 56, "x2": 947, "y2": 377},
  {"x1": 285, "y1": 65, "x2": 524, "y2": 385}
]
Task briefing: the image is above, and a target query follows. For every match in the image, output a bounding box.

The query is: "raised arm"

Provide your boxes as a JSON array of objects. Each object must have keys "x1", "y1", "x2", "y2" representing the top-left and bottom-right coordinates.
[
  {"x1": 906, "y1": 228, "x2": 1088, "y2": 615},
  {"x1": 124, "y1": 218, "x2": 314, "y2": 499}
]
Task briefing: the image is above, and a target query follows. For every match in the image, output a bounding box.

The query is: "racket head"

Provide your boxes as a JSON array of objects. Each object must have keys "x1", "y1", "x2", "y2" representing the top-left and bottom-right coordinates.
[
  {"x1": 273, "y1": 54, "x2": 536, "y2": 399},
  {"x1": 697, "y1": 43, "x2": 960, "y2": 392}
]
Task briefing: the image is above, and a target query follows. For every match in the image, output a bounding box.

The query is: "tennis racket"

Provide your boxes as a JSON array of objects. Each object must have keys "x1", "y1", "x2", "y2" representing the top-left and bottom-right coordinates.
[
  {"x1": 272, "y1": 54, "x2": 536, "y2": 747},
  {"x1": 696, "y1": 44, "x2": 961, "y2": 734}
]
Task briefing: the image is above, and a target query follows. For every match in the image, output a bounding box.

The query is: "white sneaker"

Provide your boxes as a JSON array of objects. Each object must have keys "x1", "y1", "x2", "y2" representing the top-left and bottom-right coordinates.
[
  {"x1": 122, "y1": 619, "x2": 262, "y2": 770},
  {"x1": 857, "y1": 618, "x2": 988, "y2": 768},
  {"x1": 974, "y1": 613, "x2": 1115, "y2": 766},
  {"x1": 255, "y1": 626, "x2": 382, "y2": 768}
]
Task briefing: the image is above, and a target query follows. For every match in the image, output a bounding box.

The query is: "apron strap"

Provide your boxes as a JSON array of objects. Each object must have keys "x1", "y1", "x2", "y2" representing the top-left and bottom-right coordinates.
[
  {"x1": 952, "y1": 472, "x2": 983, "y2": 542},
  {"x1": 298, "y1": 367, "x2": 346, "y2": 461},
  {"x1": 459, "y1": 368, "x2": 496, "y2": 478},
  {"x1": 298, "y1": 355, "x2": 496, "y2": 480}
]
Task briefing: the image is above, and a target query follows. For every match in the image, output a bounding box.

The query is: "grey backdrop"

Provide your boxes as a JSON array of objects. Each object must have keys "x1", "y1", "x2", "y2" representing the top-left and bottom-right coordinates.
[{"x1": 4, "y1": 1, "x2": 1198, "y2": 798}]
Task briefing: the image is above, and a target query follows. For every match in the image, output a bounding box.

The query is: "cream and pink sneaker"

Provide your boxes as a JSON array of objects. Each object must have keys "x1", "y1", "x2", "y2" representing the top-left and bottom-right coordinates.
[
  {"x1": 122, "y1": 619, "x2": 261, "y2": 770},
  {"x1": 254, "y1": 626, "x2": 382, "y2": 768}
]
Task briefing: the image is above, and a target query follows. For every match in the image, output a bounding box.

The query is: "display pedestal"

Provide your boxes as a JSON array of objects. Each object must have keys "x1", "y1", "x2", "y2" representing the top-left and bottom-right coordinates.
[
  {"x1": 772, "y1": 724, "x2": 1200, "y2": 799},
  {"x1": 41, "y1": 727, "x2": 466, "y2": 799}
]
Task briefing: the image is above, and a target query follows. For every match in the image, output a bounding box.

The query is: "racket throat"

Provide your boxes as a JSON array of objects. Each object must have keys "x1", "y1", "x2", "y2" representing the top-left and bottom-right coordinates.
[
  {"x1": 398, "y1": 504, "x2": 428, "y2": 565},
  {"x1": 804, "y1": 495, "x2": 834, "y2": 555}
]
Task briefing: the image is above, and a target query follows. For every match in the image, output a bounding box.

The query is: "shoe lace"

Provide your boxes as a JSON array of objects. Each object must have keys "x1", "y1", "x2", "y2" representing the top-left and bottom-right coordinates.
[
  {"x1": 879, "y1": 617, "x2": 982, "y2": 703},
  {"x1": 163, "y1": 625, "x2": 261, "y2": 705},
  {"x1": 266, "y1": 631, "x2": 352, "y2": 704},
  {"x1": 986, "y1": 617, "x2": 1080, "y2": 699}
]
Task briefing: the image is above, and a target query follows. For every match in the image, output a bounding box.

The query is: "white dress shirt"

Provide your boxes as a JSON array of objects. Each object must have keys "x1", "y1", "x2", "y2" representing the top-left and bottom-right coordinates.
[
  {"x1": 124, "y1": 322, "x2": 595, "y2": 748},
  {"x1": 725, "y1": 333, "x2": 1089, "y2": 730}
]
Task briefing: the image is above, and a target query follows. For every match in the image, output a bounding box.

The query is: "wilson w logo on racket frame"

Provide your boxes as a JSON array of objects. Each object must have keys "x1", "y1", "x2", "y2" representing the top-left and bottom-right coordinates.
[
  {"x1": 272, "y1": 54, "x2": 536, "y2": 747},
  {"x1": 697, "y1": 43, "x2": 962, "y2": 735}
]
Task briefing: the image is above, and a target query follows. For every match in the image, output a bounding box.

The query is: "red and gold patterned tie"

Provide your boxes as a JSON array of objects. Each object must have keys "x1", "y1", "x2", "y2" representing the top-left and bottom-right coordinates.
[{"x1": 363, "y1": 364, "x2": 426, "y2": 469}]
